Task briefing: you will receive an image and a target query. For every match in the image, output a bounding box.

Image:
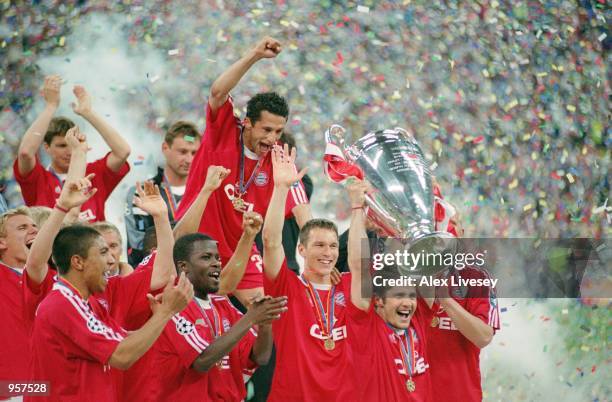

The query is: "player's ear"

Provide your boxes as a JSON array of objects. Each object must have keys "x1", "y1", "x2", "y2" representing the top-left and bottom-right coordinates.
[
  {"x1": 70, "y1": 254, "x2": 85, "y2": 272},
  {"x1": 243, "y1": 117, "x2": 253, "y2": 130},
  {"x1": 297, "y1": 243, "x2": 306, "y2": 258},
  {"x1": 176, "y1": 260, "x2": 188, "y2": 275},
  {"x1": 374, "y1": 296, "x2": 384, "y2": 309}
]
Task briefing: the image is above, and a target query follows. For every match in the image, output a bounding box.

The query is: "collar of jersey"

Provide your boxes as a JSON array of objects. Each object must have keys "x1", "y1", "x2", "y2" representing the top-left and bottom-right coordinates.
[{"x1": 243, "y1": 145, "x2": 259, "y2": 161}]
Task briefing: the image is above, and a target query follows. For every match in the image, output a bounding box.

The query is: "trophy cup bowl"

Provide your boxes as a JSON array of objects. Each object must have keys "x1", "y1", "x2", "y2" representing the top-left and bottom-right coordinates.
[{"x1": 326, "y1": 124, "x2": 456, "y2": 276}]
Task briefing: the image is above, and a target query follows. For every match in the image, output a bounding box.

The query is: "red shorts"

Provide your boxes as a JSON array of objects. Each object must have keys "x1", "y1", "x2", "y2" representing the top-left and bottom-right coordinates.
[{"x1": 222, "y1": 244, "x2": 263, "y2": 290}]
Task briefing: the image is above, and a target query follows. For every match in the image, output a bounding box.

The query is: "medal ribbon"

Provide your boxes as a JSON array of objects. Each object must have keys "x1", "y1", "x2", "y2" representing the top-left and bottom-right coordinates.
[
  {"x1": 161, "y1": 174, "x2": 178, "y2": 220},
  {"x1": 302, "y1": 275, "x2": 336, "y2": 338},
  {"x1": 397, "y1": 327, "x2": 416, "y2": 378},
  {"x1": 237, "y1": 126, "x2": 263, "y2": 197},
  {"x1": 195, "y1": 299, "x2": 222, "y2": 338}
]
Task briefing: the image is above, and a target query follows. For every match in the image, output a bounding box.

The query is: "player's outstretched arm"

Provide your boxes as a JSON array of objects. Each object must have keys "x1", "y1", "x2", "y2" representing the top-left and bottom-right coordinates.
[
  {"x1": 262, "y1": 144, "x2": 307, "y2": 281},
  {"x1": 26, "y1": 175, "x2": 98, "y2": 284},
  {"x1": 191, "y1": 296, "x2": 287, "y2": 372},
  {"x1": 437, "y1": 291, "x2": 494, "y2": 348},
  {"x1": 209, "y1": 37, "x2": 282, "y2": 114},
  {"x1": 132, "y1": 181, "x2": 174, "y2": 290},
  {"x1": 17, "y1": 75, "x2": 62, "y2": 176},
  {"x1": 173, "y1": 166, "x2": 229, "y2": 239},
  {"x1": 109, "y1": 273, "x2": 192, "y2": 369},
  {"x1": 218, "y1": 211, "x2": 263, "y2": 295},
  {"x1": 347, "y1": 179, "x2": 372, "y2": 311},
  {"x1": 71, "y1": 85, "x2": 131, "y2": 172}
]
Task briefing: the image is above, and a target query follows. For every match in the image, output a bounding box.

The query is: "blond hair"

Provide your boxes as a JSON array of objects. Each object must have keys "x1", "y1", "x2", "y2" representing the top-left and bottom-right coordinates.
[
  {"x1": 29, "y1": 206, "x2": 53, "y2": 229},
  {"x1": 0, "y1": 206, "x2": 32, "y2": 237},
  {"x1": 91, "y1": 221, "x2": 123, "y2": 244}
]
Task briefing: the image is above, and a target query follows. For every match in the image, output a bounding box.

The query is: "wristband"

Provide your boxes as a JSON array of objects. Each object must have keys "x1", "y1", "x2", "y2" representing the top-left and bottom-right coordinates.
[{"x1": 54, "y1": 203, "x2": 70, "y2": 213}]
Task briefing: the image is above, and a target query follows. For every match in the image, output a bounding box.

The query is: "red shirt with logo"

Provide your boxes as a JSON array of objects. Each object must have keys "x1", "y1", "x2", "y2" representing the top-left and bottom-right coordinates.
[
  {"x1": 26, "y1": 280, "x2": 127, "y2": 402},
  {"x1": 0, "y1": 264, "x2": 54, "y2": 398},
  {"x1": 148, "y1": 295, "x2": 257, "y2": 402},
  {"x1": 428, "y1": 268, "x2": 500, "y2": 402},
  {"x1": 263, "y1": 262, "x2": 356, "y2": 402},
  {"x1": 13, "y1": 153, "x2": 130, "y2": 222},
  {"x1": 176, "y1": 98, "x2": 308, "y2": 264},
  {"x1": 348, "y1": 297, "x2": 433, "y2": 402}
]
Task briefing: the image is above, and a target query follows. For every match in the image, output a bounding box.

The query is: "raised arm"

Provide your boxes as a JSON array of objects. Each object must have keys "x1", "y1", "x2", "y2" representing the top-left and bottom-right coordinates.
[
  {"x1": 71, "y1": 85, "x2": 131, "y2": 172},
  {"x1": 262, "y1": 144, "x2": 306, "y2": 281},
  {"x1": 347, "y1": 180, "x2": 372, "y2": 311},
  {"x1": 26, "y1": 174, "x2": 98, "y2": 283},
  {"x1": 17, "y1": 75, "x2": 62, "y2": 176},
  {"x1": 191, "y1": 296, "x2": 287, "y2": 372},
  {"x1": 173, "y1": 166, "x2": 229, "y2": 239},
  {"x1": 109, "y1": 273, "x2": 192, "y2": 369},
  {"x1": 209, "y1": 37, "x2": 281, "y2": 114},
  {"x1": 435, "y1": 272, "x2": 493, "y2": 348},
  {"x1": 218, "y1": 211, "x2": 263, "y2": 295},
  {"x1": 132, "y1": 181, "x2": 174, "y2": 291}
]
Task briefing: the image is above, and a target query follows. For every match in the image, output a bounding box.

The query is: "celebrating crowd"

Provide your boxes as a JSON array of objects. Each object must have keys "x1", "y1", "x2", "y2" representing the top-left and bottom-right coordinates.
[{"x1": 1, "y1": 37, "x2": 499, "y2": 402}]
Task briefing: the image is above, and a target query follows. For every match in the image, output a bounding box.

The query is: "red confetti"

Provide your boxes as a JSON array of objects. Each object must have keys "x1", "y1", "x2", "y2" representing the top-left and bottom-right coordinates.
[{"x1": 473, "y1": 135, "x2": 485, "y2": 144}]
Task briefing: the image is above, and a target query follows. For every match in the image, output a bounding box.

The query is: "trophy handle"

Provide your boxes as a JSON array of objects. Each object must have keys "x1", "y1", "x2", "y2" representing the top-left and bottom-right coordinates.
[
  {"x1": 325, "y1": 124, "x2": 347, "y2": 149},
  {"x1": 393, "y1": 127, "x2": 416, "y2": 143}
]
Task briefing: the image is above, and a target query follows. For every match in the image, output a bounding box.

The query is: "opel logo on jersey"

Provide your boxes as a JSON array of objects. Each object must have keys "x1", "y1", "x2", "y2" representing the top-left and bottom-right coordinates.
[{"x1": 254, "y1": 172, "x2": 268, "y2": 186}]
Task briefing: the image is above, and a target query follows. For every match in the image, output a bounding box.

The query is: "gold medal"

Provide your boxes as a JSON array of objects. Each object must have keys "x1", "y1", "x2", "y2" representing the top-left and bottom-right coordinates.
[
  {"x1": 431, "y1": 316, "x2": 440, "y2": 327},
  {"x1": 324, "y1": 338, "x2": 335, "y2": 351},
  {"x1": 406, "y1": 378, "x2": 416, "y2": 392},
  {"x1": 232, "y1": 196, "x2": 246, "y2": 212}
]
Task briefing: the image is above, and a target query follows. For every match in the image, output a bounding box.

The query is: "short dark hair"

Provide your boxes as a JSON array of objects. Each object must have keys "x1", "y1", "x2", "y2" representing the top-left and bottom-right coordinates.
[
  {"x1": 298, "y1": 219, "x2": 338, "y2": 246},
  {"x1": 173, "y1": 233, "x2": 215, "y2": 269},
  {"x1": 246, "y1": 92, "x2": 289, "y2": 123},
  {"x1": 44, "y1": 117, "x2": 75, "y2": 145},
  {"x1": 164, "y1": 121, "x2": 201, "y2": 146},
  {"x1": 279, "y1": 131, "x2": 296, "y2": 149},
  {"x1": 52, "y1": 225, "x2": 102, "y2": 275}
]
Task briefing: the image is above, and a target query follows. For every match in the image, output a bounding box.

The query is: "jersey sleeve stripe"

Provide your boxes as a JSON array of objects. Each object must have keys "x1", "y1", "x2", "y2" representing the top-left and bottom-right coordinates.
[
  {"x1": 58, "y1": 288, "x2": 125, "y2": 341},
  {"x1": 171, "y1": 315, "x2": 209, "y2": 353}
]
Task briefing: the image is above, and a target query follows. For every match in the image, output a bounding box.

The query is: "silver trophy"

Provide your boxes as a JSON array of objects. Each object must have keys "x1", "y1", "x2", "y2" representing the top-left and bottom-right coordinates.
[{"x1": 326, "y1": 124, "x2": 455, "y2": 275}]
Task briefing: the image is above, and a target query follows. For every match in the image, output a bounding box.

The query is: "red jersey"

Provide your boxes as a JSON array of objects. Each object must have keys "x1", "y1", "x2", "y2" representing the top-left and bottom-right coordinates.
[
  {"x1": 428, "y1": 268, "x2": 500, "y2": 402},
  {"x1": 13, "y1": 153, "x2": 130, "y2": 222},
  {"x1": 263, "y1": 262, "x2": 356, "y2": 402},
  {"x1": 149, "y1": 295, "x2": 257, "y2": 402},
  {"x1": 26, "y1": 280, "x2": 127, "y2": 402},
  {"x1": 0, "y1": 264, "x2": 54, "y2": 398},
  {"x1": 176, "y1": 98, "x2": 308, "y2": 263},
  {"x1": 348, "y1": 297, "x2": 433, "y2": 402}
]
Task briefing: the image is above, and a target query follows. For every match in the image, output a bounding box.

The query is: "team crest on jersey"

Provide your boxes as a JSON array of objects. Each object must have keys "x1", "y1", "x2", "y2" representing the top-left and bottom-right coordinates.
[
  {"x1": 175, "y1": 316, "x2": 195, "y2": 335},
  {"x1": 334, "y1": 292, "x2": 346, "y2": 307},
  {"x1": 254, "y1": 172, "x2": 269, "y2": 186},
  {"x1": 222, "y1": 318, "x2": 231, "y2": 332},
  {"x1": 87, "y1": 316, "x2": 110, "y2": 334}
]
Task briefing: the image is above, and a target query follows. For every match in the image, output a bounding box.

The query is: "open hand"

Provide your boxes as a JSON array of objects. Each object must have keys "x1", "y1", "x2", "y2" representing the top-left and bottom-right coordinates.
[
  {"x1": 271, "y1": 144, "x2": 307, "y2": 188},
  {"x1": 71, "y1": 85, "x2": 93, "y2": 116},
  {"x1": 42, "y1": 75, "x2": 62, "y2": 107},
  {"x1": 148, "y1": 272, "x2": 194, "y2": 316},
  {"x1": 56, "y1": 174, "x2": 98, "y2": 210},
  {"x1": 133, "y1": 181, "x2": 168, "y2": 218}
]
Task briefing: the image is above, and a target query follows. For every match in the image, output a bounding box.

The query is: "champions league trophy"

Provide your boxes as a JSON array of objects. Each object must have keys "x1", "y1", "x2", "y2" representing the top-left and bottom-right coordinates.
[{"x1": 324, "y1": 124, "x2": 455, "y2": 276}]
